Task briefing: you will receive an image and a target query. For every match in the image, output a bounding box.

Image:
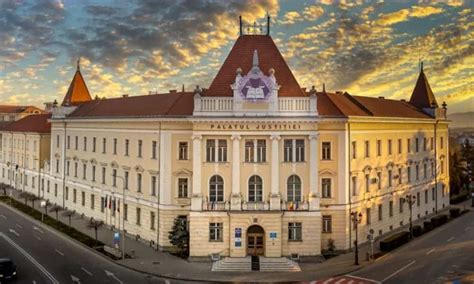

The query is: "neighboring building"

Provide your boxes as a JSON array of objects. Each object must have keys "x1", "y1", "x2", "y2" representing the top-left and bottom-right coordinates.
[
  {"x1": 0, "y1": 113, "x2": 51, "y2": 197},
  {"x1": 0, "y1": 24, "x2": 449, "y2": 260},
  {"x1": 0, "y1": 105, "x2": 45, "y2": 131}
]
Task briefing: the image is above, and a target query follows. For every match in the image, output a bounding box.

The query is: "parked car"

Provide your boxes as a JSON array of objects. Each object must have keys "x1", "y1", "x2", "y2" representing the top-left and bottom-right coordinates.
[{"x1": 0, "y1": 258, "x2": 17, "y2": 281}]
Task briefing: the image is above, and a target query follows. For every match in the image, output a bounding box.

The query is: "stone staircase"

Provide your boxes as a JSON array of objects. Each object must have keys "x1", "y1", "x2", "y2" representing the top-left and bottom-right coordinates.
[{"x1": 212, "y1": 256, "x2": 300, "y2": 272}]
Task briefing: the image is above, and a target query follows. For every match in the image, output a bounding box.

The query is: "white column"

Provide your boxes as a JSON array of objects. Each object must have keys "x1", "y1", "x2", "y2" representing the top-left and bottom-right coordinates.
[
  {"x1": 309, "y1": 133, "x2": 320, "y2": 210},
  {"x1": 159, "y1": 131, "x2": 172, "y2": 204},
  {"x1": 270, "y1": 134, "x2": 281, "y2": 210},
  {"x1": 191, "y1": 135, "x2": 203, "y2": 211},
  {"x1": 231, "y1": 135, "x2": 241, "y2": 210}
]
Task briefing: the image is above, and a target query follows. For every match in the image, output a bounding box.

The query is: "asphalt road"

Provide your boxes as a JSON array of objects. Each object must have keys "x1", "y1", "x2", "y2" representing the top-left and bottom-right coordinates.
[
  {"x1": 0, "y1": 203, "x2": 197, "y2": 284},
  {"x1": 348, "y1": 209, "x2": 474, "y2": 283}
]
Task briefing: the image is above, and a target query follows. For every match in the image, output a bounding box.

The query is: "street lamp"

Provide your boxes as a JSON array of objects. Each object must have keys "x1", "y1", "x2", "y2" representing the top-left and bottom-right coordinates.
[
  {"x1": 351, "y1": 211, "x2": 363, "y2": 265},
  {"x1": 113, "y1": 174, "x2": 126, "y2": 260},
  {"x1": 405, "y1": 194, "x2": 416, "y2": 239}
]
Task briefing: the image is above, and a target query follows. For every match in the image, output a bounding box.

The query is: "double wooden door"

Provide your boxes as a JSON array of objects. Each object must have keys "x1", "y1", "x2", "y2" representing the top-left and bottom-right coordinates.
[{"x1": 247, "y1": 233, "x2": 264, "y2": 256}]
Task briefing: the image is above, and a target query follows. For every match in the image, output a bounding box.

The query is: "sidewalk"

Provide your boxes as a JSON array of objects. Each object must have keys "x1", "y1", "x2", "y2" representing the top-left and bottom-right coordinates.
[{"x1": 4, "y1": 189, "x2": 470, "y2": 283}]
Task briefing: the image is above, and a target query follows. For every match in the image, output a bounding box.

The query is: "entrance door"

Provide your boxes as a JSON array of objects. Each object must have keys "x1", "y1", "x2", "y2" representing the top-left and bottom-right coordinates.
[{"x1": 247, "y1": 225, "x2": 264, "y2": 256}]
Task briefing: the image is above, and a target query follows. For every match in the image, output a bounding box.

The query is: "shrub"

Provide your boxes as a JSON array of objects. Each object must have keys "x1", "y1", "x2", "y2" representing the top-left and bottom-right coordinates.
[
  {"x1": 449, "y1": 208, "x2": 461, "y2": 218},
  {"x1": 380, "y1": 231, "x2": 410, "y2": 252},
  {"x1": 412, "y1": 225, "x2": 423, "y2": 237},
  {"x1": 423, "y1": 221, "x2": 433, "y2": 232},
  {"x1": 431, "y1": 215, "x2": 448, "y2": 227}
]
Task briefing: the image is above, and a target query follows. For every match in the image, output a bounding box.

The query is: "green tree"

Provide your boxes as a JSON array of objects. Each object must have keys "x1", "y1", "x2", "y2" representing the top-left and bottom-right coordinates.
[{"x1": 168, "y1": 216, "x2": 189, "y2": 256}]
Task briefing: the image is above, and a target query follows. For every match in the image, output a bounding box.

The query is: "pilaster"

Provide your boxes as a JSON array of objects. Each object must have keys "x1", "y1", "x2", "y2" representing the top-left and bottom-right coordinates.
[
  {"x1": 231, "y1": 135, "x2": 242, "y2": 210},
  {"x1": 309, "y1": 133, "x2": 320, "y2": 210},
  {"x1": 191, "y1": 135, "x2": 203, "y2": 211},
  {"x1": 270, "y1": 134, "x2": 281, "y2": 210}
]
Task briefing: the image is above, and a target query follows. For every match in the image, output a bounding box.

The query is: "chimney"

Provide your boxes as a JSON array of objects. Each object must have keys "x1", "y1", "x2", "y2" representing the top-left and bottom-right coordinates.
[
  {"x1": 378, "y1": 96, "x2": 385, "y2": 99},
  {"x1": 401, "y1": 99, "x2": 406, "y2": 102},
  {"x1": 122, "y1": 94, "x2": 129, "y2": 98},
  {"x1": 169, "y1": 90, "x2": 177, "y2": 93}
]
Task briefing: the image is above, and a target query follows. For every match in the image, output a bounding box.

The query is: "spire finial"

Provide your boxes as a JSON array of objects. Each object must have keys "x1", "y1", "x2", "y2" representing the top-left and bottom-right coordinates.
[
  {"x1": 182, "y1": 84, "x2": 185, "y2": 93},
  {"x1": 267, "y1": 12, "x2": 271, "y2": 35},
  {"x1": 420, "y1": 61, "x2": 423, "y2": 72},
  {"x1": 253, "y1": 49, "x2": 259, "y2": 67},
  {"x1": 239, "y1": 15, "x2": 242, "y2": 36},
  {"x1": 77, "y1": 57, "x2": 81, "y2": 71}
]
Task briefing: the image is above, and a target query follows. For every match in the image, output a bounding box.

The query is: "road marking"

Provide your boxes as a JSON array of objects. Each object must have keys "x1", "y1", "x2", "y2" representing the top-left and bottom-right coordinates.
[
  {"x1": 81, "y1": 267, "x2": 93, "y2": 276},
  {"x1": 55, "y1": 249, "x2": 64, "y2": 256},
  {"x1": 346, "y1": 275, "x2": 380, "y2": 283},
  {"x1": 105, "y1": 270, "x2": 123, "y2": 284},
  {"x1": 426, "y1": 248, "x2": 436, "y2": 255},
  {"x1": 33, "y1": 226, "x2": 44, "y2": 234},
  {"x1": 9, "y1": 228, "x2": 20, "y2": 237},
  {"x1": 71, "y1": 275, "x2": 81, "y2": 283},
  {"x1": 0, "y1": 214, "x2": 6, "y2": 219},
  {"x1": 375, "y1": 252, "x2": 390, "y2": 262},
  {"x1": 322, "y1": 278, "x2": 334, "y2": 284},
  {"x1": 0, "y1": 232, "x2": 59, "y2": 284},
  {"x1": 33, "y1": 235, "x2": 42, "y2": 241},
  {"x1": 447, "y1": 237, "x2": 455, "y2": 242},
  {"x1": 381, "y1": 260, "x2": 416, "y2": 283},
  {"x1": 335, "y1": 279, "x2": 345, "y2": 284},
  {"x1": 16, "y1": 223, "x2": 23, "y2": 229}
]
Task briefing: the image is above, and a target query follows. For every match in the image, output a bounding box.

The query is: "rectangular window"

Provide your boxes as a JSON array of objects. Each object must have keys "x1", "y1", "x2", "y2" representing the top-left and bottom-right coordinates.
[
  {"x1": 256, "y1": 139, "x2": 266, "y2": 163},
  {"x1": 67, "y1": 136, "x2": 70, "y2": 149},
  {"x1": 91, "y1": 194, "x2": 95, "y2": 210},
  {"x1": 217, "y1": 139, "x2": 227, "y2": 162},
  {"x1": 352, "y1": 141, "x2": 357, "y2": 159},
  {"x1": 83, "y1": 137, "x2": 87, "y2": 151},
  {"x1": 124, "y1": 171, "x2": 129, "y2": 189},
  {"x1": 178, "y1": 142, "x2": 188, "y2": 160},
  {"x1": 284, "y1": 139, "x2": 293, "y2": 162},
  {"x1": 101, "y1": 197, "x2": 105, "y2": 213},
  {"x1": 125, "y1": 139, "x2": 129, "y2": 156},
  {"x1": 101, "y1": 167, "x2": 106, "y2": 184},
  {"x1": 138, "y1": 140, "x2": 142, "y2": 158},
  {"x1": 407, "y1": 166, "x2": 411, "y2": 182},
  {"x1": 440, "y1": 136, "x2": 444, "y2": 149},
  {"x1": 366, "y1": 208, "x2": 371, "y2": 225},
  {"x1": 365, "y1": 141, "x2": 370, "y2": 158},
  {"x1": 432, "y1": 187, "x2": 435, "y2": 201},
  {"x1": 137, "y1": 173, "x2": 142, "y2": 193},
  {"x1": 74, "y1": 162, "x2": 78, "y2": 177},
  {"x1": 56, "y1": 159, "x2": 60, "y2": 173},
  {"x1": 417, "y1": 192, "x2": 420, "y2": 206},
  {"x1": 423, "y1": 138, "x2": 427, "y2": 151},
  {"x1": 54, "y1": 184, "x2": 57, "y2": 197},
  {"x1": 112, "y1": 169, "x2": 117, "y2": 187},
  {"x1": 377, "y1": 172, "x2": 382, "y2": 190},
  {"x1": 322, "y1": 142, "x2": 331, "y2": 160},
  {"x1": 178, "y1": 178, "x2": 188, "y2": 198},
  {"x1": 430, "y1": 137, "x2": 434, "y2": 150},
  {"x1": 151, "y1": 176, "x2": 157, "y2": 196},
  {"x1": 389, "y1": 201, "x2": 393, "y2": 217},
  {"x1": 245, "y1": 140, "x2": 254, "y2": 162},
  {"x1": 398, "y1": 139, "x2": 402, "y2": 154},
  {"x1": 75, "y1": 136, "x2": 78, "y2": 150},
  {"x1": 365, "y1": 174, "x2": 370, "y2": 192},
  {"x1": 73, "y1": 188, "x2": 77, "y2": 203},
  {"x1": 415, "y1": 138, "x2": 419, "y2": 152},
  {"x1": 113, "y1": 138, "x2": 117, "y2": 155},
  {"x1": 388, "y1": 170, "x2": 392, "y2": 187},
  {"x1": 352, "y1": 176, "x2": 357, "y2": 196},
  {"x1": 150, "y1": 212, "x2": 156, "y2": 230},
  {"x1": 206, "y1": 140, "x2": 216, "y2": 162},
  {"x1": 102, "y1": 138, "x2": 106, "y2": 154},
  {"x1": 399, "y1": 198, "x2": 404, "y2": 213},
  {"x1": 378, "y1": 204, "x2": 383, "y2": 221},
  {"x1": 123, "y1": 204, "x2": 128, "y2": 220},
  {"x1": 289, "y1": 222, "x2": 302, "y2": 240},
  {"x1": 92, "y1": 137, "x2": 96, "y2": 152},
  {"x1": 81, "y1": 191, "x2": 85, "y2": 206},
  {"x1": 322, "y1": 216, "x2": 332, "y2": 233},
  {"x1": 407, "y1": 138, "x2": 411, "y2": 153},
  {"x1": 423, "y1": 163, "x2": 427, "y2": 179},
  {"x1": 295, "y1": 139, "x2": 305, "y2": 162},
  {"x1": 56, "y1": 135, "x2": 60, "y2": 148},
  {"x1": 416, "y1": 164, "x2": 419, "y2": 180},
  {"x1": 388, "y1": 139, "x2": 392, "y2": 155},
  {"x1": 136, "y1": 207, "x2": 141, "y2": 225},
  {"x1": 152, "y1": 141, "x2": 157, "y2": 159},
  {"x1": 398, "y1": 168, "x2": 402, "y2": 184},
  {"x1": 322, "y1": 178, "x2": 331, "y2": 198},
  {"x1": 425, "y1": 190, "x2": 428, "y2": 204},
  {"x1": 376, "y1": 140, "x2": 381, "y2": 156},
  {"x1": 92, "y1": 165, "x2": 96, "y2": 182},
  {"x1": 65, "y1": 187, "x2": 69, "y2": 200},
  {"x1": 441, "y1": 160, "x2": 445, "y2": 174},
  {"x1": 82, "y1": 164, "x2": 87, "y2": 180},
  {"x1": 66, "y1": 161, "x2": 70, "y2": 176},
  {"x1": 209, "y1": 222, "x2": 223, "y2": 242}
]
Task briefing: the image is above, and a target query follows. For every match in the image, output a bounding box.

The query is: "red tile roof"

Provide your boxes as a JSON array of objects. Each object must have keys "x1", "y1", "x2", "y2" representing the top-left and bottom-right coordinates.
[
  {"x1": 409, "y1": 69, "x2": 437, "y2": 109},
  {"x1": 61, "y1": 68, "x2": 92, "y2": 106},
  {"x1": 3, "y1": 114, "x2": 51, "y2": 133},
  {"x1": 68, "y1": 92, "x2": 194, "y2": 118},
  {"x1": 0, "y1": 105, "x2": 44, "y2": 114},
  {"x1": 206, "y1": 35, "x2": 305, "y2": 97}
]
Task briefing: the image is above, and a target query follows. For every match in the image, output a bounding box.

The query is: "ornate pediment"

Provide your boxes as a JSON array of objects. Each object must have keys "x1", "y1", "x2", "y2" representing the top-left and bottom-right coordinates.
[
  {"x1": 110, "y1": 161, "x2": 119, "y2": 169},
  {"x1": 362, "y1": 165, "x2": 373, "y2": 174},
  {"x1": 134, "y1": 165, "x2": 144, "y2": 173},
  {"x1": 319, "y1": 168, "x2": 336, "y2": 175},
  {"x1": 89, "y1": 158, "x2": 97, "y2": 165},
  {"x1": 174, "y1": 168, "x2": 192, "y2": 176}
]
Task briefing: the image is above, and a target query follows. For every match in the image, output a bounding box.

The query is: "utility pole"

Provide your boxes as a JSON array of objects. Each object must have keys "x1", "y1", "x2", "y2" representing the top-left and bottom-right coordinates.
[
  {"x1": 351, "y1": 211, "x2": 363, "y2": 265},
  {"x1": 405, "y1": 194, "x2": 416, "y2": 239}
]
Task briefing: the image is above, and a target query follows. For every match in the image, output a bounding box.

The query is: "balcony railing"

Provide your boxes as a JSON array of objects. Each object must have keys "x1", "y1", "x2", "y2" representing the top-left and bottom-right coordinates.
[
  {"x1": 242, "y1": 202, "x2": 269, "y2": 211},
  {"x1": 201, "y1": 199, "x2": 310, "y2": 211},
  {"x1": 281, "y1": 201, "x2": 309, "y2": 211},
  {"x1": 203, "y1": 201, "x2": 229, "y2": 211}
]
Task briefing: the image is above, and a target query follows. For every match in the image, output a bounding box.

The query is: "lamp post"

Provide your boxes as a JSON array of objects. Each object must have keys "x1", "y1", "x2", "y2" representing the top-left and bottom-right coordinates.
[
  {"x1": 351, "y1": 211, "x2": 363, "y2": 265},
  {"x1": 405, "y1": 194, "x2": 416, "y2": 239},
  {"x1": 113, "y1": 174, "x2": 126, "y2": 260}
]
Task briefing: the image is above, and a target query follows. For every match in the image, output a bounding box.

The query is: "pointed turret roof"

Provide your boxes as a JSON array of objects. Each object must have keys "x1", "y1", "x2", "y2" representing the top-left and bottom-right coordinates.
[
  {"x1": 205, "y1": 35, "x2": 305, "y2": 97},
  {"x1": 409, "y1": 63, "x2": 437, "y2": 109},
  {"x1": 61, "y1": 59, "x2": 92, "y2": 106}
]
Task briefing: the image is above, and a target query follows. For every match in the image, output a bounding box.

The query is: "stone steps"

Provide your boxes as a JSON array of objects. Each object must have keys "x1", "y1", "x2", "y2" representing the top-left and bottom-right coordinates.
[{"x1": 211, "y1": 256, "x2": 300, "y2": 272}]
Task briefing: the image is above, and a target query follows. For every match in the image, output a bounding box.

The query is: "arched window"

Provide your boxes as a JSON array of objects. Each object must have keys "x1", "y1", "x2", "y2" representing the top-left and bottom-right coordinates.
[
  {"x1": 287, "y1": 175, "x2": 302, "y2": 202},
  {"x1": 209, "y1": 175, "x2": 224, "y2": 202},
  {"x1": 248, "y1": 175, "x2": 263, "y2": 202}
]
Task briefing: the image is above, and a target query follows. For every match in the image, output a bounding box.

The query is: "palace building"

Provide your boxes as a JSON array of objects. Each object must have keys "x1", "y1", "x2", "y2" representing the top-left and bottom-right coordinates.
[{"x1": 0, "y1": 22, "x2": 449, "y2": 260}]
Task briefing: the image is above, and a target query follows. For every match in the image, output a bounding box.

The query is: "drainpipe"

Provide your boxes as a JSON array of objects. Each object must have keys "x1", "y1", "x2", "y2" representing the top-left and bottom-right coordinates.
[
  {"x1": 156, "y1": 122, "x2": 161, "y2": 250},
  {"x1": 348, "y1": 121, "x2": 352, "y2": 252}
]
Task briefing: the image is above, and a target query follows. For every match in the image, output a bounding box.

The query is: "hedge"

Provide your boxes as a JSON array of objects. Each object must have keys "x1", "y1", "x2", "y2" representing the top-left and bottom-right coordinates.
[
  {"x1": 431, "y1": 214, "x2": 448, "y2": 228},
  {"x1": 423, "y1": 221, "x2": 433, "y2": 232},
  {"x1": 449, "y1": 208, "x2": 461, "y2": 218},
  {"x1": 412, "y1": 225, "x2": 423, "y2": 237},
  {"x1": 380, "y1": 231, "x2": 410, "y2": 252}
]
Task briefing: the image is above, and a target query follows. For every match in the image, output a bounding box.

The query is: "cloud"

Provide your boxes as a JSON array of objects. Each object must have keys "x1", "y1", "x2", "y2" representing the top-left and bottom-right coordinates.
[
  {"x1": 281, "y1": 5, "x2": 324, "y2": 24},
  {"x1": 376, "y1": 5, "x2": 444, "y2": 26}
]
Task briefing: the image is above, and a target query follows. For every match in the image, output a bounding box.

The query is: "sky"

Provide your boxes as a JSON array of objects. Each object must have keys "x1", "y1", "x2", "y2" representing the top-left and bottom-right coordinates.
[{"x1": 1, "y1": 0, "x2": 473, "y2": 114}]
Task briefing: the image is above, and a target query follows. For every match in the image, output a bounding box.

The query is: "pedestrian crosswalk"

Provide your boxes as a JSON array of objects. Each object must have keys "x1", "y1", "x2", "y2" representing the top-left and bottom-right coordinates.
[{"x1": 304, "y1": 275, "x2": 379, "y2": 284}]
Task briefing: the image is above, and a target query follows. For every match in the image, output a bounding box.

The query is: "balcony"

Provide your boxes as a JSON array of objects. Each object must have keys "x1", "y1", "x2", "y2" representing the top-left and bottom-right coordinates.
[
  {"x1": 281, "y1": 201, "x2": 309, "y2": 211},
  {"x1": 200, "y1": 199, "x2": 310, "y2": 211}
]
